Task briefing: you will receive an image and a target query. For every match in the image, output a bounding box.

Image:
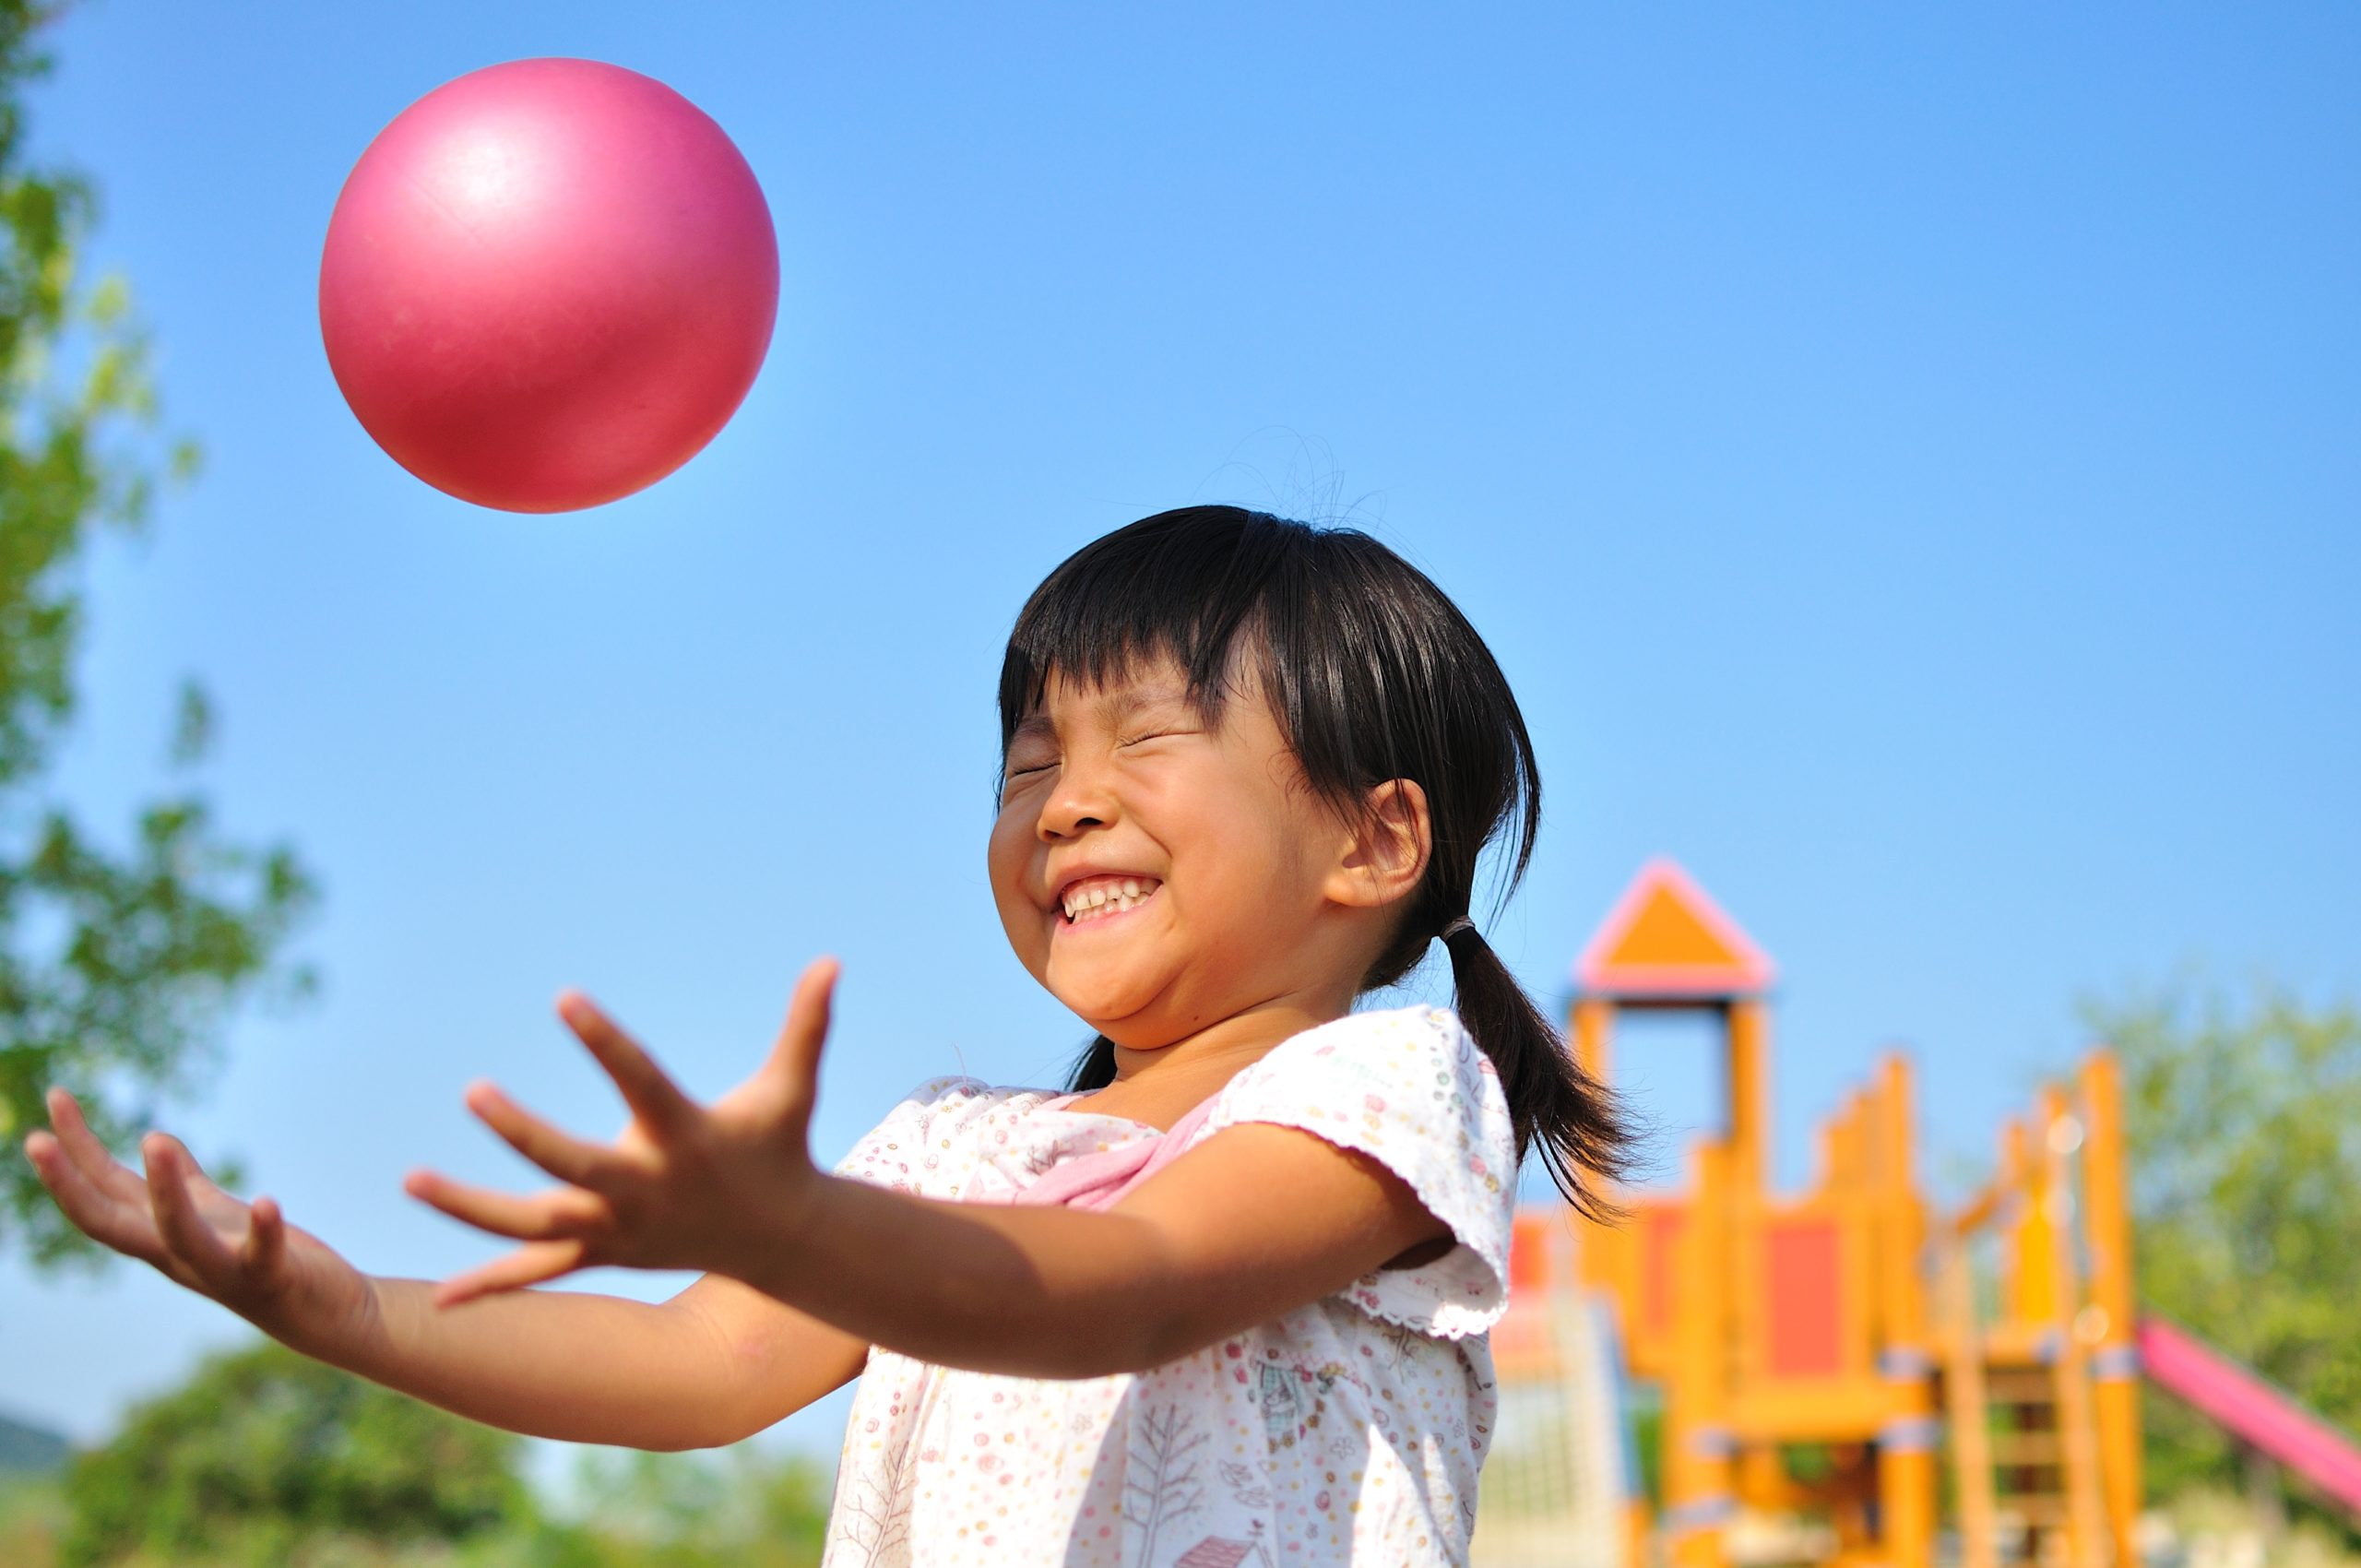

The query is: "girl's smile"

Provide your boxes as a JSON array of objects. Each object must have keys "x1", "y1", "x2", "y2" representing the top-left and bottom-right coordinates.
[{"x1": 1055, "y1": 873, "x2": 1163, "y2": 926}]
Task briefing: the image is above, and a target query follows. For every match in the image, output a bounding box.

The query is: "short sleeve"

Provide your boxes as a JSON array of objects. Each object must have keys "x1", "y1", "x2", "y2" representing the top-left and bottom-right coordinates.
[
  {"x1": 1204, "y1": 1005, "x2": 1517, "y2": 1338},
  {"x1": 831, "y1": 1075, "x2": 1011, "y2": 1201}
]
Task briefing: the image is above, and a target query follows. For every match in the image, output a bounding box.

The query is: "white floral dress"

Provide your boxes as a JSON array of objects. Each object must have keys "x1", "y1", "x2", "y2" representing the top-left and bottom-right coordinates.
[{"x1": 822, "y1": 1004, "x2": 1518, "y2": 1568}]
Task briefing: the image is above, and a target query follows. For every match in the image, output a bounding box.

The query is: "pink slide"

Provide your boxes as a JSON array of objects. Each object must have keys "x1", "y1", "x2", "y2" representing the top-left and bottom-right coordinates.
[{"x1": 2139, "y1": 1316, "x2": 2361, "y2": 1519}]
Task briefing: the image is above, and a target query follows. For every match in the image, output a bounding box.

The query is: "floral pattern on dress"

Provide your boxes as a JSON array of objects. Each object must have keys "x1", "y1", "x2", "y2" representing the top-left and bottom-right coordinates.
[{"x1": 822, "y1": 1005, "x2": 1517, "y2": 1568}]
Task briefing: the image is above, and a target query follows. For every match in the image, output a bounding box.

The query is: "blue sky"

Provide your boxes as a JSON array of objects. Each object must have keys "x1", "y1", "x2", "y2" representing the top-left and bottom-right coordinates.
[{"x1": 3, "y1": 1, "x2": 2355, "y2": 1471}]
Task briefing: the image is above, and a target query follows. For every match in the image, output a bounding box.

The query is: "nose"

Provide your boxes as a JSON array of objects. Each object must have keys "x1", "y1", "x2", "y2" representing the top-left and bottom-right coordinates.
[{"x1": 1037, "y1": 759, "x2": 1116, "y2": 842}]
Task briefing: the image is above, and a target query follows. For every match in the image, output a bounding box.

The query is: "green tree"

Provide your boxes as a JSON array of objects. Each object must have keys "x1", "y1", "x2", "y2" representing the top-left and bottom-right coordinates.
[
  {"x1": 48, "y1": 1337, "x2": 835, "y2": 1568},
  {"x1": 0, "y1": 0, "x2": 317, "y2": 1265},
  {"x1": 61, "y1": 1339, "x2": 527, "y2": 1567},
  {"x1": 2081, "y1": 977, "x2": 2361, "y2": 1512},
  {"x1": 538, "y1": 1446, "x2": 831, "y2": 1568},
  {"x1": 441, "y1": 1447, "x2": 833, "y2": 1568}
]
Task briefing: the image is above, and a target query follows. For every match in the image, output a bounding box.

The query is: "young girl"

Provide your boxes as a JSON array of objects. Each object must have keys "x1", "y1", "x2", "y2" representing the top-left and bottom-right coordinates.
[{"x1": 26, "y1": 505, "x2": 1628, "y2": 1567}]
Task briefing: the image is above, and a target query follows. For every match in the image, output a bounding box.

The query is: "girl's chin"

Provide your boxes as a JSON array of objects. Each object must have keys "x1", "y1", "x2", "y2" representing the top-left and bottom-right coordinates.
[
  {"x1": 1060, "y1": 998, "x2": 1168, "y2": 1038},
  {"x1": 1044, "y1": 971, "x2": 1175, "y2": 1037}
]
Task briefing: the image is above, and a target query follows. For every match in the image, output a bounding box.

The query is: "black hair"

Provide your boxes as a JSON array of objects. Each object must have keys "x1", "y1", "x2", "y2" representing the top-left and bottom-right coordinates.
[{"x1": 997, "y1": 505, "x2": 1631, "y2": 1218}]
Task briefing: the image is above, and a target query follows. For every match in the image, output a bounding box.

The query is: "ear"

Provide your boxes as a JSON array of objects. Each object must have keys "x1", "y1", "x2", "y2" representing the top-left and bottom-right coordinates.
[{"x1": 1326, "y1": 778, "x2": 1432, "y2": 911}]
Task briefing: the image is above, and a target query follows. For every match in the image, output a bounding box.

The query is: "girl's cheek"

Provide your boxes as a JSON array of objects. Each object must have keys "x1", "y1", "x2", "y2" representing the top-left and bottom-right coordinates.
[
  {"x1": 987, "y1": 800, "x2": 1034, "y2": 859},
  {"x1": 984, "y1": 837, "x2": 1033, "y2": 921}
]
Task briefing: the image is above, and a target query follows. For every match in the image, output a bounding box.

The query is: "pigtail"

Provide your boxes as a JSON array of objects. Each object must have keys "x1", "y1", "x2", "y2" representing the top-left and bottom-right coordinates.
[{"x1": 1442, "y1": 926, "x2": 1631, "y2": 1223}]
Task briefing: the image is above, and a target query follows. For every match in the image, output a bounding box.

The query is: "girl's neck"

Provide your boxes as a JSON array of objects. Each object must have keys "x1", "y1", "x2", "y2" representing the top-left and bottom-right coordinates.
[{"x1": 1081, "y1": 994, "x2": 1351, "y2": 1130}]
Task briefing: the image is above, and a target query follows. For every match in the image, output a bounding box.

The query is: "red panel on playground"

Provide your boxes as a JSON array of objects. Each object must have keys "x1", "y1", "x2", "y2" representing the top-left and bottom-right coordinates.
[
  {"x1": 1763, "y1": 1217, "x2": 1845, "y2": 1379},
  {"x1": 1642, "y1": 1208, "x2": 1687, "y2": 1338},
  {"x1": 1509, "y1": 1212, "x2": 1557, "y2": 1291}
]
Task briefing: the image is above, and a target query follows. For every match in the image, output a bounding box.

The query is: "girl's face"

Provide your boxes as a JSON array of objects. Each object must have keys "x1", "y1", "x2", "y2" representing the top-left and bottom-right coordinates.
[{"x1": 989, "y1": 657, "x2": 1373, "y2": 1049}]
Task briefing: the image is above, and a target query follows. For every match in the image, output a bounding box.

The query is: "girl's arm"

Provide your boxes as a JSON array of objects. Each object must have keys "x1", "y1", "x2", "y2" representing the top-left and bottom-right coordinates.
[
  {"x1": 407, "y1": 963, "x2": 1471, "y2": 1381},
  {"x1": 353, "y1": 1272, "x2": 866, "y2": 1449},
  {"x1": 24, "y1": 1089, "x2": 864, "y2": 1450},
  {"x1": 732, "y1": 1122, "x2": 1446, "y2": 1379}
]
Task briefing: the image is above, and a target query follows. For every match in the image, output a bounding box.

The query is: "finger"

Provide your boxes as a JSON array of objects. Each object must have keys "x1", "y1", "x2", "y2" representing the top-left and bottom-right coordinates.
[
  {"x1": 433, "y1": 1240, "x2": 585, "y2": 1309},
  {"x1": 181, "y1": 1158, "x2": 258, "y2": 1229},
  {"x1": 46, "y1": 1088, "x2": 148, "y2": 1206},
  {"x1": 25, "y1": 1128, "x2": 166, "y2": 1265},
  {"x1": 242, "y1": 1194, "x2": 288, "y2": 1280},
  {"x1": 463, "y1": 1081, "x2": 623, "y2": 1189},
  {"x1": 755, "y1": 957, "x2": 841, "y2": 1117},
  {"x1": 403, "y1": 1168, "x2": 612, "y2": 1243},
  {"x1": 555, "y1": 992, "x2": 699, "y2": 1139},
  {"x1": 143, "y1": 1134, "x2": 242, "y2": 1289}
]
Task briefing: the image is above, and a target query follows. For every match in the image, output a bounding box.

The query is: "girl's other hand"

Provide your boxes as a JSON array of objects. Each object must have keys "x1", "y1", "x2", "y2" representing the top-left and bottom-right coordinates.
[
  {"x1": 22, "y1": 1089, "x2": 378, "y2": 1355},
  {"x1": 403, "y1": 956, "x2": 840, "y2": 1308}
]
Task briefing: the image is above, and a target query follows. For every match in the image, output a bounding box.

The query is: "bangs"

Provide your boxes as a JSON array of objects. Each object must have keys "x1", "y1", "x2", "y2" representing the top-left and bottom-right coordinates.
[{"x1": 996, "y1": 507, "x2": 1291, "y2": 754}]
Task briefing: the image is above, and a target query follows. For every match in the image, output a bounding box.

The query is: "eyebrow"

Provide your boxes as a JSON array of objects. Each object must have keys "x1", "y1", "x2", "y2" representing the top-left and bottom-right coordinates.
[
  {"x1": 1097, "y1": 683, "x2": 1192, "y2": 722},
  {"x1": 1006, "y1": 683, "x2": 1196, "y2": 748}
]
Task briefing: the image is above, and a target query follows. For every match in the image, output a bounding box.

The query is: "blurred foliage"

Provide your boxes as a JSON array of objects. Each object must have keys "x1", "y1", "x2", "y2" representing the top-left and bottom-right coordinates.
[
  {"x1": 38, "y1": 1338, "x2": 829, "y2": 1568},
  {"x1": 1, "y1": 1470, "x2": 71, "y2": 1566},
  {"x1": 2081, "y1": 977, "x2": 2361, "y2": 1526},
  {"x1": 60, "y1": 1340, "x2": 524, "y2": 1566},
  {"x1": 2155, "y1": 1486, "x2": 2361, "y2": 1568},
  {"x1": 518, "y1": 1445, "x2": 831, "y2": 1568},
  {"x1": 0, "y1": 0, "x2": 318, "y2": 1265}
]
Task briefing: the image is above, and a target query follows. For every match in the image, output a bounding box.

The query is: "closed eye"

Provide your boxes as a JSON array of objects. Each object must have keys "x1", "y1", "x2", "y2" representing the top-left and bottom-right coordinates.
[{"x1": 1000, "y1": 759, "x2": 1057, "y2": 793}]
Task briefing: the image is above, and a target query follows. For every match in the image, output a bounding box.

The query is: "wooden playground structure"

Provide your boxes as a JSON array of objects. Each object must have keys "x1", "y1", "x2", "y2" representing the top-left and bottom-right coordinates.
[{"x1": 1474, "y1": 860, "x2": 2145, "y2": 1568}]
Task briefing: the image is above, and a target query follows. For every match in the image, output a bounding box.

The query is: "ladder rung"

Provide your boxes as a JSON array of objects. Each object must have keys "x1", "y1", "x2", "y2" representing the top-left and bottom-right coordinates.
[
  {"x1": 1988, "y1": 1433, "x2": 2064, "y2": 1464},
  {"x1": 1998, "y1": 1496, "x2": 2069, "y2": 1524},
  {"x1": 1981, "y1": 1371, "x2": 2058, "y2": 1404}
]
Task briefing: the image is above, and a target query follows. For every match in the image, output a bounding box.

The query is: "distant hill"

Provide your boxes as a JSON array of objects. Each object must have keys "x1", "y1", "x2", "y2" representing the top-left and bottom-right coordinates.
[{"x1": 0, "y1": 1411, "x2": 68, "y2": 1475}]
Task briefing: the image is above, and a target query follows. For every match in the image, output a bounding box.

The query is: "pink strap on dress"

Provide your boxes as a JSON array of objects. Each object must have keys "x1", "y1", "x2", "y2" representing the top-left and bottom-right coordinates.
[{"x1": 981, "y1": 1097, "x2": 1220, "y2": 1212}]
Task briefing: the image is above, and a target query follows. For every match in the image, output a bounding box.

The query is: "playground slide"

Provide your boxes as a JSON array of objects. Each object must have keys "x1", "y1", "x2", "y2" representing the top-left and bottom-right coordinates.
[{"x1": 2139, "y1": 1315, "x2": 2361, "y2": 1518}]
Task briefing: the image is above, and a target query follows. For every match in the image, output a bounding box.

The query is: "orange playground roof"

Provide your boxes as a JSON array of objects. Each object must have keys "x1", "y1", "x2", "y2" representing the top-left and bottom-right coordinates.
[{"x1": 1573, "y1": 858, "x2": 1775, "y2": 999}]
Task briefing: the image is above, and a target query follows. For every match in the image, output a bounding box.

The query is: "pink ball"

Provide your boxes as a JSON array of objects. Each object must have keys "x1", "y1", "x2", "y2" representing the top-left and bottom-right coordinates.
[{"x1": 319, "y1": 59, "x2": 778, "y2": 513}]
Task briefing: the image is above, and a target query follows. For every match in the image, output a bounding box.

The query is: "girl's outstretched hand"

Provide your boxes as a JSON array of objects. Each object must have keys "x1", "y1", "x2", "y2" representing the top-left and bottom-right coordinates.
[
  {"x1": 404, "y1": 956, "x2": 840, "y2": 1308},
  {"x1": 22, "y1": 1091, "x2": 377, "y2": 1354}
]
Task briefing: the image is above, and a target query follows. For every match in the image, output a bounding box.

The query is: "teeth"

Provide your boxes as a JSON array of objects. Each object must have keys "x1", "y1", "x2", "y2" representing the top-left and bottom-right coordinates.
[{"x1": 1061, "y1": 877, "x2": 1161, "y2": 923}]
